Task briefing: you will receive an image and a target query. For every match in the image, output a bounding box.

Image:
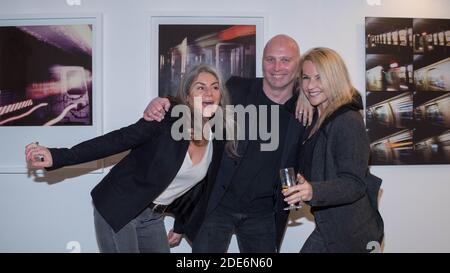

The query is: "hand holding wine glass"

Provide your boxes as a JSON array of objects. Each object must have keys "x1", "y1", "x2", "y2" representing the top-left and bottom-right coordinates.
[
  {"x1": 282, "y1": 173, "x2": 313, "y2": 207},
  {"x1": 279, "y1": 167, "x2": 302, "y2": 210}
]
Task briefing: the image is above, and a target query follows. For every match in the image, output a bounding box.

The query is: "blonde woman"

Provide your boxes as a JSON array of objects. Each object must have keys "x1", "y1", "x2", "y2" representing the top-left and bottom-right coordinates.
[{"x1": 284, "y1": 47, "x2": 384, "y2": 252}]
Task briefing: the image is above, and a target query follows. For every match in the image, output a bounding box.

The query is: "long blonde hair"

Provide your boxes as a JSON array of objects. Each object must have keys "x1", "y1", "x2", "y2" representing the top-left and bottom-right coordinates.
[
  {"x1": 175, "y1": 64, "x2": 238, "y2": 157},
  {"x1": 298, "y1": 47, "x2": 359, "y2": 137}
]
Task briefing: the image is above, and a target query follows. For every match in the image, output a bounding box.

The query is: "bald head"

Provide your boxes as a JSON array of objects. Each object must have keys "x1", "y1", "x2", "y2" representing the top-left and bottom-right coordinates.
[
  {"x1": 263, "y1": 34, "x2": 300, "y2": 60},
  {"x1": 262, "y1": 34, "x2": 300, "y2": 101}
]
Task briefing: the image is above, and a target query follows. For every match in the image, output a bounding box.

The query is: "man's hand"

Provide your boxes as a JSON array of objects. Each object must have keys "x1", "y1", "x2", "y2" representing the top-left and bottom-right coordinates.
[
  {"x1": 167, "y1": 228, "x2": 182, "y2": 247},
  {"x1": 143, "y1": 97, "x2": 171, "y2": 121},
  {"x1": 295, "y1": 91, "x2": 314, "y2": 126}
]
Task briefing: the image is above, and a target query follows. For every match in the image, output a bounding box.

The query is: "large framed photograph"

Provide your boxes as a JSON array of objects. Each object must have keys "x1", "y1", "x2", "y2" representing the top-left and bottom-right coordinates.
[
  {"x1": 365, "y1": 17, "x2": 450, "y2": 165},
  {"x1": 150, "y1": 15, "x2": 265, "y2": 97},
  {"x1": 0, "y1": 14, "x2": 103, "y2": 173}
]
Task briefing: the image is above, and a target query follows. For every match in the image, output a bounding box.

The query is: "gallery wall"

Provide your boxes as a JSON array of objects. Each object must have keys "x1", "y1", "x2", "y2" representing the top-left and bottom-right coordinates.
[{"x1": 0, "y1": 0, "x2": 449, "y2": 252}]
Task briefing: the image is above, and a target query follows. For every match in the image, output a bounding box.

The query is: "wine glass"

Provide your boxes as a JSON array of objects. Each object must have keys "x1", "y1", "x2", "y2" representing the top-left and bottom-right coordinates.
[{"x1": 279, "y1": 167, "x2": 301, "y2": 210}]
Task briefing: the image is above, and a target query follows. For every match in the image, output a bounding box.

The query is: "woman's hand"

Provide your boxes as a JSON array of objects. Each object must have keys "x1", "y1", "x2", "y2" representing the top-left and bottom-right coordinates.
[
  {"x1": 25, "y1": 142, "x2": 53, "y2": 168},
  {"x1": 143, "y1": 97, "x2": 171, "y2": 122},
  {"x1": 283, "y1": 173, "x2": 313, "y2": 204},
  {"x1": 295, "y1": 91, "x2": 314, "y2": 126},
  {"x1": 167, "y1": 228, "x2": 182, "y2": 247}
]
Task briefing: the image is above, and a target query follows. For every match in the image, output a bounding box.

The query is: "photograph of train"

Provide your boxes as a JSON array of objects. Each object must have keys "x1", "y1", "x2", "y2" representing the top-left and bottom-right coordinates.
[
  {"x1": 369, "y1": 129, "x2": 415, "y2": 165},
  {"x1": 366, "y1": 17, "x2": 450, "y2": 165},
  {"x1": 414, "y1": 128, "x2": 450, "y2": 164},
  {"x1": 413, "y1": 18, "x2": 450, "y2": 55},
  {"x1": 365, "y1": 17, "x2": 413, "y2": 55},
  {"x1": 414, "y1": 56, "x2": 450, "y2": 91},
  {"x1": 158, "y1": 24, "x2": 256, "y2": 97},
  {"x1": 414, "y1": 92, "x2": 450, "y2": 127},
  {"x1": 366, "y1": 92, "x2": 414, "y2": 130},
  {"x1": 366, "y1": 54, "x2": 414, "y2": 91},
  {"x1": 0, "y1": 23, "x2": 93, "y2": 126}
]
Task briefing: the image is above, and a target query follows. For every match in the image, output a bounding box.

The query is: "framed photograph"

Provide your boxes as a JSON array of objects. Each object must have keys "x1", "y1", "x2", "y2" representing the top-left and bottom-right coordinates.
[
  {"x1": 149, "y1": 15, "x2": 265, "y2": 97},
  {"x1": 365, "y1": 17, "x2": 450, "y2": 165},
  {"x1": 0, "y1": 14, "x2": 103, "y2": 173}
]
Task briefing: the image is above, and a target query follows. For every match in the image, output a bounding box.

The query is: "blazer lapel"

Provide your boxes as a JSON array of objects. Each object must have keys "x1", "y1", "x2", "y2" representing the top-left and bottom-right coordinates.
[
  {"x1": 311, "y1": 131, "x2": 327, "y2": 181},
  {"x1": 147, "y1": 134, "x2": 190, "y2": 187}
]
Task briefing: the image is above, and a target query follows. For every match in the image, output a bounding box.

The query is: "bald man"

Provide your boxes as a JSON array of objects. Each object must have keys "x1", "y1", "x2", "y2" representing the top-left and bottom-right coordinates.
[{"x1": 144, "y1": 35, "x2": 309, "y2": 253}]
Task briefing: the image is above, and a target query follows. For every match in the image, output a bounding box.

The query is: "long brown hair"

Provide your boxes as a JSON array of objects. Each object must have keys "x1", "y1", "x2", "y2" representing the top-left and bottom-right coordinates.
[
  {"x1": 174, "y1": 64, "x2": 238, "y2": 157},
  {"x1": 298, "y1": 47, "x2": 359, "y2": 137}
]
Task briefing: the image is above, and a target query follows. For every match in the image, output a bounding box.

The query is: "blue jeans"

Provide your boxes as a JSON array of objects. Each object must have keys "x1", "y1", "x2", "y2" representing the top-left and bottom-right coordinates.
[
  {"x1": 93, "y1": 206, "x2": 170, "y2": 253},
  {"x1": 192, "y1": 206, "x2": 276, "y2": 253}
]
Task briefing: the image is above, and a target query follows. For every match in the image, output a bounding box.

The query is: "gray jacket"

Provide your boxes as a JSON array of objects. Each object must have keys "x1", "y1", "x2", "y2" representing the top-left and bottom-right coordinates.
[{"x1": 307, "y1": 105, "x2": 384, "y2": 252}]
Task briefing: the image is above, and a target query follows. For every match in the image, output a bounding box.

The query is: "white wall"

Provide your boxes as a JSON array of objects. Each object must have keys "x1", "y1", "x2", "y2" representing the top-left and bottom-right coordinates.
[{"x1": 1, "y1": 0, "x2": 449, "y2": 253}]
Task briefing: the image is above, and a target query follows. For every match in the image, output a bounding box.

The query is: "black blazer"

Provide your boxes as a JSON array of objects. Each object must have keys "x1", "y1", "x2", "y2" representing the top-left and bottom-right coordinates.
[
  {"x1": 306, "y1": 105, "x2": 384, "y2": 252},
  {"x1": 47, "y1": 114, "x2": 224, "y2": 236},
  {"x1": 205, "y1": 77, "x2": 305, "y2": 251}
]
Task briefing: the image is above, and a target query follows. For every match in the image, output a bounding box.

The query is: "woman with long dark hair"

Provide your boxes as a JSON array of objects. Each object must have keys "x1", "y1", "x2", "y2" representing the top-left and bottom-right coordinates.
[{"x1": 25, "y1": 64, "x2": 236, "y2": 252}]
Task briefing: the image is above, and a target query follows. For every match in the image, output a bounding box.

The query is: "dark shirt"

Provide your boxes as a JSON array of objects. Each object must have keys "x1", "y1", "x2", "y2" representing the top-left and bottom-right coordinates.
[
  {"x1": 298, "y1": 110, "x2": 319, "y2": 181},
  {"x1": 220, "y1": 90, "x2": 297, "y2": 214}
]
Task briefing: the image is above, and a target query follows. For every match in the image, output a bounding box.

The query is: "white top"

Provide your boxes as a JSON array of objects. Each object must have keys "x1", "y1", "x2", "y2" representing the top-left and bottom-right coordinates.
[{"x1": 153, "y1": 138, "x2": 213, "y2": 205}]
